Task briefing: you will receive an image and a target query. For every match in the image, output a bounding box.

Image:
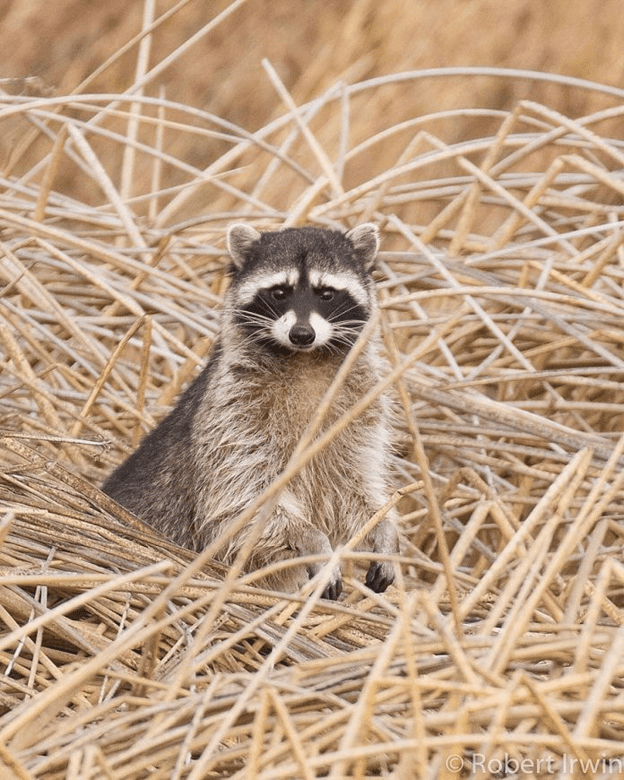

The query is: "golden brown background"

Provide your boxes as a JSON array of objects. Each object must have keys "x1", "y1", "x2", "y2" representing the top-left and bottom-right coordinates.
[{"x1": 2, "y1": 0, "x2": 623, "y2": 128}]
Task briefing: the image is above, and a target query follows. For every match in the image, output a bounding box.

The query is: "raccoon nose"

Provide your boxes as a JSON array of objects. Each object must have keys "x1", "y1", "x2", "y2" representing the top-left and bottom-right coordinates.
[{"x1": 289, "y1": 323, "x2": 315, "y2": 347}]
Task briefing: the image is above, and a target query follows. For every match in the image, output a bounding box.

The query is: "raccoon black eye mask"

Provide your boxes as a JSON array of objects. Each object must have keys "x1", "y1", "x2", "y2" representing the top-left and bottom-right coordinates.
[{"x1": 103, "y1": 223, "x2": 399, "y2": 599}]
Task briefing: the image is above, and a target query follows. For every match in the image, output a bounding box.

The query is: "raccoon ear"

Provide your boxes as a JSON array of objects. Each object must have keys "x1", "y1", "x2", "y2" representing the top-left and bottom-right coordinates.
[
  {"x1": 227, "y1": 223, "x2": 261, "y2": 269},
  {"x1": 346, "y1": 223, "x2": 379, "y2": 271}
]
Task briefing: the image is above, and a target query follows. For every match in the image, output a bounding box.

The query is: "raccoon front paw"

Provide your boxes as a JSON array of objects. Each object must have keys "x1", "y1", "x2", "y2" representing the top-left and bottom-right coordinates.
[
  {"x1": 365, "y1": 560, "x2": 394, "y2": 593},
  {"x1": 321, "y1": 566, "x2": 343, "y2": 600},
  {"x1": 296, "y1": 525, "x2": 341, "y2": 599},
  {"x1": 308, "y1": 563, "x2": 342, "y2": 600}
]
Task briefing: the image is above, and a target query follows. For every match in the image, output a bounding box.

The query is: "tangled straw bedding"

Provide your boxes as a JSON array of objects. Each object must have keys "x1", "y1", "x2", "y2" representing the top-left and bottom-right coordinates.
[{"x1": 2, "y1": 67, "x2": 624, "y2": 778}]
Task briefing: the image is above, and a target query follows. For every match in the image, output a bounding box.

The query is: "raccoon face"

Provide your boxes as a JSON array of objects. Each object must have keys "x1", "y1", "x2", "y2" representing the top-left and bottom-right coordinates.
[{"x1": 225, "y1": 224, "x2": 379, "y2": 355}]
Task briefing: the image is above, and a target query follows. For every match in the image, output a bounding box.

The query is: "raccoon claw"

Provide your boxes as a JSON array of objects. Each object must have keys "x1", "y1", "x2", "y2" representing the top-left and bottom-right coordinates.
[
  {"x1": 321, "y1": 574, "x2": 343, "y2": 601},
  {"x1": 308, "y1": 563, "x2": 342, "y2": 600},
  {"x1": 314, "y1": 564, "x2": 342, "y2": 600},
  {"x1": 365, "y1": 561, "x2": 394, "y2": 593}
]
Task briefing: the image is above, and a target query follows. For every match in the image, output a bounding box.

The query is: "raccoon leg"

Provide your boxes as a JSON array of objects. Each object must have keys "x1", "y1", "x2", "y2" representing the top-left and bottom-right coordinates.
[
  {"x1": 292, "y1": 524, "x2": 342, "y2": 600},
  {"x1": 365, "y1": 519, "x2": 400, "y2": 593}
]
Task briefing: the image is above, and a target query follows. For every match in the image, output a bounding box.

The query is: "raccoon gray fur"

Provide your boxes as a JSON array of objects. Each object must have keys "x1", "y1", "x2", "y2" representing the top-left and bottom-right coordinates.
[{"x1": 102, "y1": 223, "x2": 399, "y2": 599}]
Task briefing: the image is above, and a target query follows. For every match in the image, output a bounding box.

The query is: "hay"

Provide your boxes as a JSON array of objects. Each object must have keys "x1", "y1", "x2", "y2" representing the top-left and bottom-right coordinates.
[{"x1": 2, "y1": 33, "x2": 624, "y2": 779}]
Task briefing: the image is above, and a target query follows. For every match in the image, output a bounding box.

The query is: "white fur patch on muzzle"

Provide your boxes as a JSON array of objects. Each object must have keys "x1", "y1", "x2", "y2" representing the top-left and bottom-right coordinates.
[{"x1": 271, "y1": 310, "x2": 332, "y2": 349}]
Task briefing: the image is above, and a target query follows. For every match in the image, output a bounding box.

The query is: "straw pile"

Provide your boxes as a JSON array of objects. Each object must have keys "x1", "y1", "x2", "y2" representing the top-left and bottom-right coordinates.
[{"x1": 2, "y1": 35, "x2": 624, "y2": 780}]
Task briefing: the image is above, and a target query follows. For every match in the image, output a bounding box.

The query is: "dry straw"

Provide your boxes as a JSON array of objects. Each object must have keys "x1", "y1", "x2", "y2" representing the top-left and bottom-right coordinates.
[{"x1": 2, "y1": 6, "x2": 624, "y2": 779}]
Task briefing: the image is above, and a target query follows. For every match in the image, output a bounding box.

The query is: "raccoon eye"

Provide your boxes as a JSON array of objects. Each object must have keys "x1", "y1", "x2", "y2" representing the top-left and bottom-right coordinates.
[
  {"x1": 270, "y1": 287, "x2": 289, "y2": 301},
  {"x1": 317, "y1": 287, "x2": 335, "y2": 301}
]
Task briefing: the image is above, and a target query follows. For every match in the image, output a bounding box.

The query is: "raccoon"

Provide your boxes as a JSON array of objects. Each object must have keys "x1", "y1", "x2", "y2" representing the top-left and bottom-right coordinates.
[{"x1": 103, "y1": 223, "x2": 399, "y2": 599}]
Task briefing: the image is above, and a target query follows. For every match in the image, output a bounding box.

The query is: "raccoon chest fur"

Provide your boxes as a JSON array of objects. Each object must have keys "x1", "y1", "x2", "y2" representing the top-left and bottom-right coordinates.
[
  {"x1": 255, "y1": 353, "x2": 343, "y2": 438},
  {"x1": 199, "y1": 352, "x2": 377, "y2": 486},
  {"x1": 191, "y1": 350, "x2": 385, "y2": 547}
]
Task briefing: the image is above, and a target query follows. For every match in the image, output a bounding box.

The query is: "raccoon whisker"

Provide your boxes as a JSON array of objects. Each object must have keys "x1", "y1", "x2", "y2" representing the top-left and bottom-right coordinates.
[
  {"x1": 328, "y1": 324, "x2": 367, "y2": 346},
  {"x1": 329, "y1": 337, "x2": 359, "y2": 351},
  {"x1": 236, "y1": 316, "x2": 272, "y2": 331},
  {"x1": 326, "y1": 301, "x2": 361, "y2": 320},
  {"x1": 236, "y1": 331, "x2": 269, "y2": 352},
  {"x1": 227, "y1": 318, "x2": 276, "y2": 352},
  {"x1": 250, "y1": 297, "x2": 283, "y2": 320},
  {"x1": 330, "y1": 321, "x2": 367, "y2": 335},
  {"x1": 231, "y1": 319, "x2": 271, "y2": 338},
  {"x1": 234, "y1": 312, "x2": 276, "y2": 333},
  {"x1": 332, "y1": 317, "x2": 367, "y2": 326},
  {"x1": 331, "y1": 323, "x2": 363, "y2": 335},
  {"x1": 232, "y1": 307, "x2": 274, "y2": 323},
  {"x1": 327, "y1": 302, "x2": 371, "y2": 324},
  {"x1": 324, "y1": 341, "x2": 347, "y2": 357}
]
